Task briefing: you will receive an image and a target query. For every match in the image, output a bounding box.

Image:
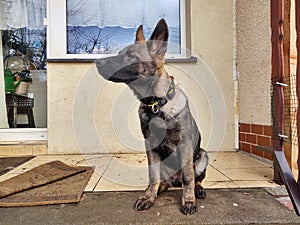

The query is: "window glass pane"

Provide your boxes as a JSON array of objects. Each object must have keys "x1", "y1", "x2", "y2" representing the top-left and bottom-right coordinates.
[
  {"x1": 66, "y1": 0, "x2": 181, "y2": 55},
  {"x1": 2, "y1": 29, "x2": 47, "y2": 70},
  {"x1": 2, "y1": 28, "x2": 47, "y2": 128}
]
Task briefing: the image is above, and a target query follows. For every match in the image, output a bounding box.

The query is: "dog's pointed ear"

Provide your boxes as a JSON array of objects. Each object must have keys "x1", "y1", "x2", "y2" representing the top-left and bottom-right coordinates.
[
  {"x1": 135, "y1": 25, "x2": 146, "y2": 44},
  {"x1": 148, "y1": 19, "x2": 169, "y2": 56}
]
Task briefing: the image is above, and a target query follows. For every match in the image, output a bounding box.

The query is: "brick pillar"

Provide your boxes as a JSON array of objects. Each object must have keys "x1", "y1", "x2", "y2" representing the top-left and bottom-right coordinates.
[{"x1": 239, "y1": 123, "x2": 273, "y2": 160}]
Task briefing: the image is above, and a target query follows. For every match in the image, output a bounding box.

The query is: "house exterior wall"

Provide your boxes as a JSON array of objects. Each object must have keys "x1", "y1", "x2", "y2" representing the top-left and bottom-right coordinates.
[
  {"x1": 47, "y1": 0, "x2": 235, "y2": 154},
  {"x1": 237, "y1": 0, "x2": 272, "y2": 126},
  {"x1": 236, "y1": 0, "x2": 273, "y2": 159}
]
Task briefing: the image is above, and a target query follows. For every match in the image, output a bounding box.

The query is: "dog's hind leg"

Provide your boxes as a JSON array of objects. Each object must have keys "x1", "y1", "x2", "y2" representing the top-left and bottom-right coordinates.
[
  {"x1": 195, "y1": 172, "x2": 206, "y2": 199},
  {"x1": 157, "y1": 180, "x2": 170, "y2": 195},
  {"x1": 194, "y1": 149, "x2": 208, "y2": 199}
]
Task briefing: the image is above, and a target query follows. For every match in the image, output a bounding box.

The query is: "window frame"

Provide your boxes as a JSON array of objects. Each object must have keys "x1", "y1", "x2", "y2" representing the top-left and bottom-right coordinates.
[{"x1": 47, "y1": 0, "x2": 188, "y2": 60}]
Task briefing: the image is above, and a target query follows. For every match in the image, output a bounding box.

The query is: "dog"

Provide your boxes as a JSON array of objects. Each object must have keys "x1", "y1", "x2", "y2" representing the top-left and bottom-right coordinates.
[{"x1": 96, "y1": 19, "x2": 209, "y2": 215}]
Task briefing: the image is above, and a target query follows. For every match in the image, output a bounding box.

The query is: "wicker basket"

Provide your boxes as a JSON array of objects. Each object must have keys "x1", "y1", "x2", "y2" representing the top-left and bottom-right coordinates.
[{"x1": 6, "y1": 93, "x2": 34, "y2": 108}]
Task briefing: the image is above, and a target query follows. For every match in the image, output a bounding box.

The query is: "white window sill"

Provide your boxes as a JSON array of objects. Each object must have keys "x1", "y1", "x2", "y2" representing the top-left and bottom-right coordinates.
[
  {"x1": 0, "y1": 128, "x2": 47, "y2": 145},
  {"x1": 46, "y1": 56, "x2": 197, "y2": 64}
]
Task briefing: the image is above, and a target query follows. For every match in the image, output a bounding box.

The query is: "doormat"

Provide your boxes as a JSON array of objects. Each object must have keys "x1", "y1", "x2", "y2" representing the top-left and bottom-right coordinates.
[
  {"x1": 0, "y1": 161, "x2": 94, "y2": 207},
  {"x1": 0, "y1": 156, "x2": 35, "y2": 176}
]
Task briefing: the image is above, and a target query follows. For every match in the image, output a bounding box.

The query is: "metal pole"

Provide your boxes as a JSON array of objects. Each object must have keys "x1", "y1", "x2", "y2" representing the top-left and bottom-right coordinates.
[
  {"x1": 271, "y1": 0, "x2": 285, "y2": 184},
  {"x1": 271, "y1": 0, "x2": 285, "y2": 151},
  {"x1": 272, "y1": 1, "x2": 300, "y2": 216}
]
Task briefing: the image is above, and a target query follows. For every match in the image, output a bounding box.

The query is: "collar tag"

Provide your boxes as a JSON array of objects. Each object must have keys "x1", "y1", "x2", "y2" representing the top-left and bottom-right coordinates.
[
  {"x1": 151, "y1": 103, "x2": 159, "y2": 114},
  {"x1": 140, "y1": 80, "x2": 176, "y2": 114}
]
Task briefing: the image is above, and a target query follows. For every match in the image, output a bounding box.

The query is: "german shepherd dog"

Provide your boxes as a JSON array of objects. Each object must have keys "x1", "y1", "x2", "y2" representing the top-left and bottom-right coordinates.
[{"x1": 96, "y1": 19, "x2": 208, "y2": 215}]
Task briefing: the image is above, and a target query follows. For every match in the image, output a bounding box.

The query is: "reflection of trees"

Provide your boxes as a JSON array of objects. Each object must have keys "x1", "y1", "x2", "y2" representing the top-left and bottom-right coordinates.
[
  {"x1": 67, "y1": 26, "x2": 120, "y2": 54},
  {"x1": 2, "y1": 28, "x2": 47, "y2": 70},
  {"x1": 67, "y1": 0, "x2": 120, "y2": 54}
]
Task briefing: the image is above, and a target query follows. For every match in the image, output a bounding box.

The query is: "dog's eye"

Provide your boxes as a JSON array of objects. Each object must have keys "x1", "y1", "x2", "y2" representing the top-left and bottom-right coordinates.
[
  {"x1": 126, "y1": 51, "x2": 138, "y2": 61},
  {"x1": 127, "y1": 51, "x2": 136, "y2": 58}
]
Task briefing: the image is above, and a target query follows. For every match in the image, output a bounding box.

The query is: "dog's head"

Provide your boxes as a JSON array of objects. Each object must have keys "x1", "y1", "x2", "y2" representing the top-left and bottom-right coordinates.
[{"x1": 96, "y1": 19, "x2": 173, "y2": 99}]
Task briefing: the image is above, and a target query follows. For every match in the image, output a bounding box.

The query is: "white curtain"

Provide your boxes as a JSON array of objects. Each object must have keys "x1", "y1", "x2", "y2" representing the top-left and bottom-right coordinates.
[
  {"x1": 0, "y1": 0, "x2": 46, "y2": 30},
  {"x1": 67, "y1": 0, "x2": 180, "y2": 28}
]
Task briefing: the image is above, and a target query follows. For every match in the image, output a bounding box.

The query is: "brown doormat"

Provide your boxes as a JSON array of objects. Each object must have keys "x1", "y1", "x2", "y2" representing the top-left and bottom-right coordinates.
[
  {"x1": 0, "y1": 161, "x2": 94, "y2": 207},
  {"x1": 0, "y1": 156, "x2": 35, "y2": 176}
]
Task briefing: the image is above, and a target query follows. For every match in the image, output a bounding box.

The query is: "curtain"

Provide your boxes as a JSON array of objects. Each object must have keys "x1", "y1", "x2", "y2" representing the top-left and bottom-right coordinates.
[
  {"x1": 67, "y1": 0, "x2": 180, "y2": 28},
  {"x1": 0, "y1": 0, "x2": 46, "y2": 30}
]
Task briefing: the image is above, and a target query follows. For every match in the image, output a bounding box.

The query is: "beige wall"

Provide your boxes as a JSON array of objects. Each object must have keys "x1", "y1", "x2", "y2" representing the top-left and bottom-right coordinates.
[
  {"x1": 47, "y1": 0, "x2": 235, "y2": 154},
  {"x1": 236, "y1": 0, "x2": 272, "y2": 125}
]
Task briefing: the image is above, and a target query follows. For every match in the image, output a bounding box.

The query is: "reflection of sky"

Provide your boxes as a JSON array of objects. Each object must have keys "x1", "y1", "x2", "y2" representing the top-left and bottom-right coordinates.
[
  {"x1": 67, "y1": 0, "x2": 180, "y2": 28},
  {"x1": 66, "y1": 0, "x2": 181, "y2": 54},
  {"x1": 67, "y1": 26, "x2": 180, "y2": 54}
]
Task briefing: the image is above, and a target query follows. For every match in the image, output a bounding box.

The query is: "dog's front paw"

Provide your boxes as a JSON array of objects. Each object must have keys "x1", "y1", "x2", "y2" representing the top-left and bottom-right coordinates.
[
  {"x1": 180, "y1": 202, "x2": 197, "y2": 215},
  {"x1": 195, "y1": 185, "x2": 206, "y2": 199},
  {"x1": 134, "y1": 197, "x2": 155, "y2": 211}
]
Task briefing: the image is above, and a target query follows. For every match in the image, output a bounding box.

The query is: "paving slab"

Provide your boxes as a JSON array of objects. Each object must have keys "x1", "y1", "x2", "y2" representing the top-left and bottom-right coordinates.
[{"x1": 0, "y1": 189, "x2": 300, "y2": 225}]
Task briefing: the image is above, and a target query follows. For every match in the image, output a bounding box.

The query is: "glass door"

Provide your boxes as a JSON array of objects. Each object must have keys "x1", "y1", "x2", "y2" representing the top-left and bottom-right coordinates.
[{"x1": 0, "y1": 1, "x2": 47, "y2": 144}]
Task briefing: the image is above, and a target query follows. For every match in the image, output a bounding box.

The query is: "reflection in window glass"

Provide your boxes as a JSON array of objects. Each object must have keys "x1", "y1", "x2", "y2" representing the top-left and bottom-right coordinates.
[
  {"x1": 2, "y1": 29, "x2": 47, "y2": 128},
  {"x1": 2, "y1": 29, "x2": 47, "y2": 70},
  {"x1": 1, "y1": 0, "x2": 47, "y2": 129},
  {"x1": 66, "y1": 0, "x2": 181, "y2": 55}
]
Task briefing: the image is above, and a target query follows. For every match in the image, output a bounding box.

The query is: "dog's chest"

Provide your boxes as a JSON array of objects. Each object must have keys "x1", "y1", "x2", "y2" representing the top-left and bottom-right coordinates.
[{"x1": 139, "y1": 106, "x2": 181, "y2": 154}]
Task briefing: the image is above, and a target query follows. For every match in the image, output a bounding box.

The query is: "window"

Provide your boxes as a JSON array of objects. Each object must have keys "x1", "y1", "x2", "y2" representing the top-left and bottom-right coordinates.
[
  {"x1": 1, "y1": 0, "x2": 47, "y2": 131},
  {"x1": 47, "y1": 0, "x2": 187, "y2": 59}
]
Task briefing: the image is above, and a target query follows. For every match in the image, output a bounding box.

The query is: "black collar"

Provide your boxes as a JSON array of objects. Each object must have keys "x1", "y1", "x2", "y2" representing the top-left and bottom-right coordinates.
[{"x1": 140, "y1": 80, "x2": 175, "y2": 114}]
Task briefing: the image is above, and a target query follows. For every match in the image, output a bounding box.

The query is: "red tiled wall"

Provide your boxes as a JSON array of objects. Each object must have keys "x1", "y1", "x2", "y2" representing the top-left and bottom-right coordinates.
[{"x1": 239, "y1": 123, "x2": 273, "y2": 161}]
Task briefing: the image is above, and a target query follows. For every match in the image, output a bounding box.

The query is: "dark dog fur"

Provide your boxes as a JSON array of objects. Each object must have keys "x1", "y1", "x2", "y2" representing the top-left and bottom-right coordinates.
[{"x1": 96, "y1": 19, "x2": 208, "y2": 215}]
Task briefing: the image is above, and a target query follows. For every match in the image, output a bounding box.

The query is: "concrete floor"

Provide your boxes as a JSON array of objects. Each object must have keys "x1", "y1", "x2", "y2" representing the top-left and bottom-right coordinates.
[
  {"x1": 1, "y1": 151, "x2": 299, "y2": 224},
  {"x1": 0, "y1": 189, "x2": 300, "y2": 225}
]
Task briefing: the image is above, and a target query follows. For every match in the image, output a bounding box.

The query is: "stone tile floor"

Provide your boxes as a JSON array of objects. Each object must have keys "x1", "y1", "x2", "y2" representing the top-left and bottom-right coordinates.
[{"x1": 0, "y1": 151, "x2": 279, "y2": 192}]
